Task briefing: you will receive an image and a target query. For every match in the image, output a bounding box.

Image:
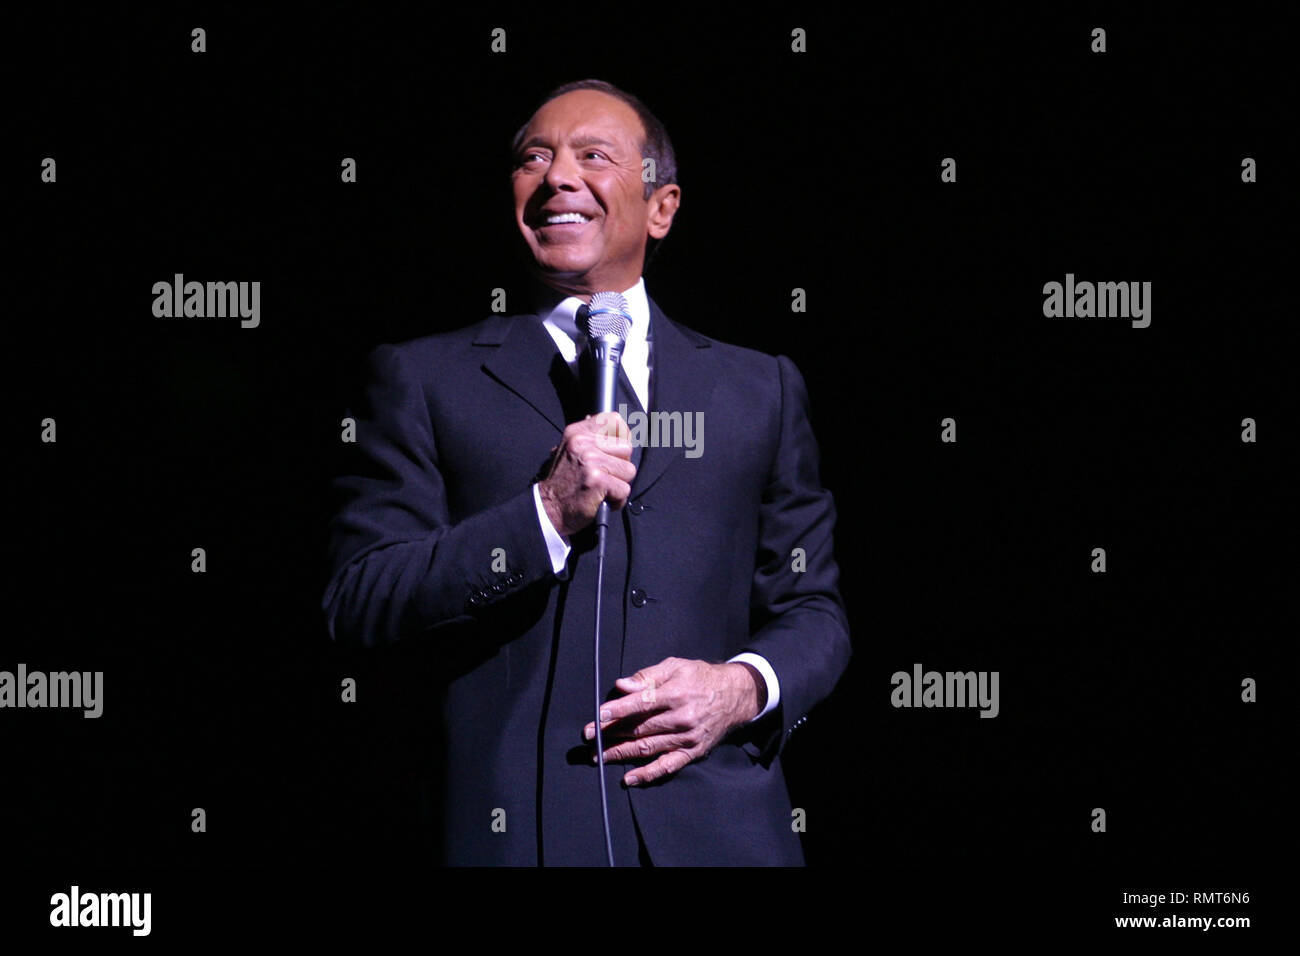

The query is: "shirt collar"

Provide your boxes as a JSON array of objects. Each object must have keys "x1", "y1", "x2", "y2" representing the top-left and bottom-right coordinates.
[{"x1": 533, "y1": 277, "x2": 651, "y2": 349}]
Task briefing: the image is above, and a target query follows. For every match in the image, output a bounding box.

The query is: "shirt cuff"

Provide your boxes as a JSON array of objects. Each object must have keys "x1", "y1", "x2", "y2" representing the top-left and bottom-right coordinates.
[
  {"x1": 533, "y1": 483, "x2": 571, "y2": 576},
  {"x1": 728, "y1": 652, "x2": 780, "y2": 722}
]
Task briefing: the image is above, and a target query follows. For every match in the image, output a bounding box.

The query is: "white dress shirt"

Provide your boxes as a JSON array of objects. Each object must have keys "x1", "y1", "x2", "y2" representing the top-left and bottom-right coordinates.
[{"x1": 527, "y1": 278, "x2": 780, "y2": 722}]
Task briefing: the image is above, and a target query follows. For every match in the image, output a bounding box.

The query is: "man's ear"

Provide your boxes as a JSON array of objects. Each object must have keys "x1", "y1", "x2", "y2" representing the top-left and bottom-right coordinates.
[{"x1": 646, "y1": 183, "x2": 681, "y2": 240}]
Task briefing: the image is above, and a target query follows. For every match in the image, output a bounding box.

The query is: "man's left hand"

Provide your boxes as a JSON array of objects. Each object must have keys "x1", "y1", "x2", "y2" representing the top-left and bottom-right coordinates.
[{"x1": 582, "y1": 657, "x2": 764, "y2": 787}]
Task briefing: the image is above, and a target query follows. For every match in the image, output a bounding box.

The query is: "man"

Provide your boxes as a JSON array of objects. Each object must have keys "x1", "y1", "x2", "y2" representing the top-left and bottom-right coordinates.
[{"x1": 321, "y1": 79, "x2": 851, "y2": 865}]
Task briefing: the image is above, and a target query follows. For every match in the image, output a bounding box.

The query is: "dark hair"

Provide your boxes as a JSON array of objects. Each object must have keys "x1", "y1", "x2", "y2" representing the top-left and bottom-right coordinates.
[{"x1": 510, "y1": 78, "x2": 678, "y2": 268}]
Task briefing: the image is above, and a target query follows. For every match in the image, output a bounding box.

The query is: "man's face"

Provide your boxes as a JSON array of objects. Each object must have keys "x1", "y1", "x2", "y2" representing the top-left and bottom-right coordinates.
[{"x1": 512, "y1": 89, "x2": 675, "y2": 297}]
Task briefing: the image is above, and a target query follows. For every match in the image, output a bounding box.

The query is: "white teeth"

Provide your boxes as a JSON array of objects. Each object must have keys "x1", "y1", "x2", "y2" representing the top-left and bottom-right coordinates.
[{"x1": 545, "y1": 212, "x2": 590, "y2": 224}]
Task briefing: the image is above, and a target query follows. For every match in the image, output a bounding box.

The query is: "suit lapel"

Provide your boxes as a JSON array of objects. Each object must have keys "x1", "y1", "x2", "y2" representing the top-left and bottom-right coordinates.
[
  {"x1": 476, "y1": 313, "x2": 576, "y2": 434},
  {"x1": 632, "y1": 297, "x2": 715, "y2": 499}
]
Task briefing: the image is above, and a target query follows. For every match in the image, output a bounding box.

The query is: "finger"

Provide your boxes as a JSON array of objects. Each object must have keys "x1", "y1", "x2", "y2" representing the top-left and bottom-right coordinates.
[
  {"x1": 613, "y1": 658, "x2": 682, "y2": 696},
  {"x1": 584, "y1": 706, "x2": 686, "y2": 743},
  {"x1": 613, "y1": 673, "x2": 660, "y2": 704},
  {"x1": 594, "y1": 733, "x2": 687, "y2": 764},
  {"x1": 581, "y1": 462, "x2": 609, "y2": 492},
  {"x1": 576, "y1": 448, "x2": 633, "y2": 484},
  {"x1": 594, "y1": 709, "x2": 682, "y2": 741},
  {"x1": 625, "y1": 749, "x2": 694, "y2": 787},
  {"x1": 593, "y1": 454, "x2": 636, "y2": 481},
  {"x1": 590, "y1": 412, "x2": 630, "y2": 440},
  {"x1": 584, "y1": 709, "x2": 672, "y2": 742},
  {"x1": 593, "y1": 432, "x2": 635, "y2": 457},
  {"x1": 582, "y1": 676, "x2": 664, "y2": 737},
  {"x1": 603, "y1": 477, "x2": 632, "y2": 509},
  {"x1": 586, "y1": 660, "x2": 683, "y2": 735}
]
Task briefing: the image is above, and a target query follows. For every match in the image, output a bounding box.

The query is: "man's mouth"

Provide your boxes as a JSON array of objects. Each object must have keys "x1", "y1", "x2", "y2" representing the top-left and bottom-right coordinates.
[{"x1": 537, "y1": 211, "x2": 593, "y2": 228}]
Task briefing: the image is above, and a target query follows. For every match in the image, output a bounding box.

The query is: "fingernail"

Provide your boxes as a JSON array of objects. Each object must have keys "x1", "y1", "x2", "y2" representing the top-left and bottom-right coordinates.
[
  {"x1": 584, "y1": 726, "x2": 594, "y2": 740},
  {"x1": 625, "y1": 775, "x2": 640, "y2": 786},
  {"x1": 600, "y1": 709, "x2": 611, "y2": 722}
]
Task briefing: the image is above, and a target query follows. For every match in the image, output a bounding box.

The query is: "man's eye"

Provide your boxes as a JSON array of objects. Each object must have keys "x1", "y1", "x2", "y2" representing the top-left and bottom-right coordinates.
[{"x1": 584, "y1": 151, "x2": 606, "y2": 160}]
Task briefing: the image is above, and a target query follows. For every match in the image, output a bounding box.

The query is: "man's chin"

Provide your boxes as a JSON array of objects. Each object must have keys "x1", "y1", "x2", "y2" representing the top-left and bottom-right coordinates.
[
  {"x1": 527, "y1": 257, "x2": 597, "y2": 290},
  {"x1": 530, "y1": 249, "x2": 598, "y2": 274}
]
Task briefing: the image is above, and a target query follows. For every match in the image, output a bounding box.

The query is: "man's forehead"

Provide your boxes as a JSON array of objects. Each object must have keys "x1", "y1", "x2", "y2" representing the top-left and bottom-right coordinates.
[
  {"x1": 523, "y1": 90, "x2": 643, "y2": 144},
  {"x1": 517, "y1": 130, "x2": 625, "y2": 154}
]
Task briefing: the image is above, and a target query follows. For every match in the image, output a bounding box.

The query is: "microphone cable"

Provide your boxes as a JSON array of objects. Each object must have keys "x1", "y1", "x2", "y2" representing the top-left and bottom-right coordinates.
[
  {"x1": 592, "y1": 497, "x2": 616, "y2": 867},
  {"x1": 578, "y1": 294, "x2": 632, "y2": 868}
]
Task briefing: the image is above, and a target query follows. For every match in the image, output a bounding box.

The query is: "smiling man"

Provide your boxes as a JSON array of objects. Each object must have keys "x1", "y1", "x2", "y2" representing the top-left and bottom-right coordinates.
[
  {"x1": 512, "y1": 87, "x2": 676, "y2": 296},
  {"x1": 322, "y1": 79, "x2": 851, "y2": 865}
]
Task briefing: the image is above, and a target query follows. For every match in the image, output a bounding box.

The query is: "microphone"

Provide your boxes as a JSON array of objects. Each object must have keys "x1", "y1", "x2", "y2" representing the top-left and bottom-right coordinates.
[
  {"x1": 574, "y1": 290, "x2": 631, "y2": 868},
  {"x1": 576, "y1": 291, "x2": 632, "y2": 421}
]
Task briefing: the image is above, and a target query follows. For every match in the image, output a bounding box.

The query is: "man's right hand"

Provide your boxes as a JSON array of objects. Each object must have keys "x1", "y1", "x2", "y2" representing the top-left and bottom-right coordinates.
[{"x1": 538, "y1": 412, "x2": 638, "y2": 538}]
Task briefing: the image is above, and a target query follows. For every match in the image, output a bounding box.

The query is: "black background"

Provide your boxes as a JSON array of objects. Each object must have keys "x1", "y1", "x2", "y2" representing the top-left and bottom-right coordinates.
[{"x1": 5, "y1": 2, "x2": 1290, "y2": 937}]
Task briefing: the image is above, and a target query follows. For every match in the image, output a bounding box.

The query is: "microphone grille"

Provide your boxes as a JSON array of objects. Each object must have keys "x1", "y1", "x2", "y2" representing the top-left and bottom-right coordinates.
[{"x1": 577, "y1": 291, "x2": 631, "y2": 339}]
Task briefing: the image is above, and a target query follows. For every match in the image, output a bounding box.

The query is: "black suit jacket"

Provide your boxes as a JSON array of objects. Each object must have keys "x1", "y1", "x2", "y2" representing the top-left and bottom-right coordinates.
[{"x1": 321, "y1": 295, "x2": 851, "y2": 865}]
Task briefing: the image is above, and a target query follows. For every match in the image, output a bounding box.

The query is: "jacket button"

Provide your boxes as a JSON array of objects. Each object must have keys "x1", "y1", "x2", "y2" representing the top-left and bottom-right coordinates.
[
  {"x1": 628, "y1": 501, "x2": 645, "y2": 515},
  {"x1": 468, "y1": 592, "x2": 486, "y2": 607},
  {"x1": 506, "y1": 571, "x2": 523, "y2": 585},
  {"x1": 630, "y1": 587, "x2": 648, "y2": 608},
  {"x1": 490, "y1": 582, "x2": 506, "y2": 594}
]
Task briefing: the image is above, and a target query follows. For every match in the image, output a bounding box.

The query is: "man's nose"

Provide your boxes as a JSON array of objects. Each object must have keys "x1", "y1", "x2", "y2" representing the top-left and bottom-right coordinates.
[{"x1": 543, "y1": 152, "x2": 582, "y2": 192}]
